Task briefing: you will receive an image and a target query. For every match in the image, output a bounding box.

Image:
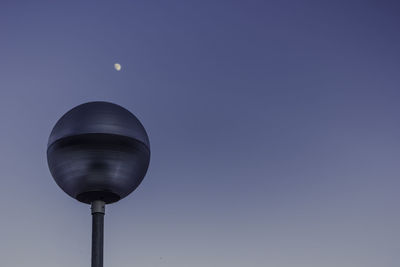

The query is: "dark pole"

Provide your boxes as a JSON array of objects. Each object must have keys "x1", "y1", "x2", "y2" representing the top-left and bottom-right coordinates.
[
  {"x1": 47, "y1": 102, "x2": 151, "y2": 267},
  {"x1": 91, "y1": 200, "x2": 105, "y2": 267}
]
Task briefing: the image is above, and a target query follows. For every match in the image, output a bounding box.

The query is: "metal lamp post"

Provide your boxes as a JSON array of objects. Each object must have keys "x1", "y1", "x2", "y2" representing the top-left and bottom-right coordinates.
[{"x1": 47, "y1": 101, "x2": 150, "y2": 267}]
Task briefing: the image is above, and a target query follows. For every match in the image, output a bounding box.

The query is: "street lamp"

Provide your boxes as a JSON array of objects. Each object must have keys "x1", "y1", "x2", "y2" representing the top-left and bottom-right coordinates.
[{"x1": 47, "y1": 101, "x2": 150, "y2": 267}]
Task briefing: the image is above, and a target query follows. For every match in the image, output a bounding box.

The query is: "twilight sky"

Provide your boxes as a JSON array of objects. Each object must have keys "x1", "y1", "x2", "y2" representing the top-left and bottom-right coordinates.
[{"x1": 0, "y1": 1, "x2": 400, "y2": 266}]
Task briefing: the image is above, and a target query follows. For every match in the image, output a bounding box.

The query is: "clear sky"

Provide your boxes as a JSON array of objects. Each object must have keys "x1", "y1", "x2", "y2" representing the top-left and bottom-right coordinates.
[{"x1": 0, "y1": 1, "x2": 400, "y2": 266}]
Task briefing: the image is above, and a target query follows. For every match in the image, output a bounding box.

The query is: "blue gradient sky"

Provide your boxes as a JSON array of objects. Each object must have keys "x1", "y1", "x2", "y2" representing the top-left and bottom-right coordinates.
[{"x1": 1, "y1": 1, "x2": 400, "y2": 266}]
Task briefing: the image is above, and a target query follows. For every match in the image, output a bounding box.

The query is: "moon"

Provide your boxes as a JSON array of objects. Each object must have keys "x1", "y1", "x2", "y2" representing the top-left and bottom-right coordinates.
[{"x1": 114, "y1": 63, "x2": 121, "y2": 71}]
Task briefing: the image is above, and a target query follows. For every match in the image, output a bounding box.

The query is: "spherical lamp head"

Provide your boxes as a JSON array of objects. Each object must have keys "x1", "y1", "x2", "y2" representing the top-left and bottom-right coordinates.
[{"x1": 47, "y1": 101, "x2": 150, "y2": 204}]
